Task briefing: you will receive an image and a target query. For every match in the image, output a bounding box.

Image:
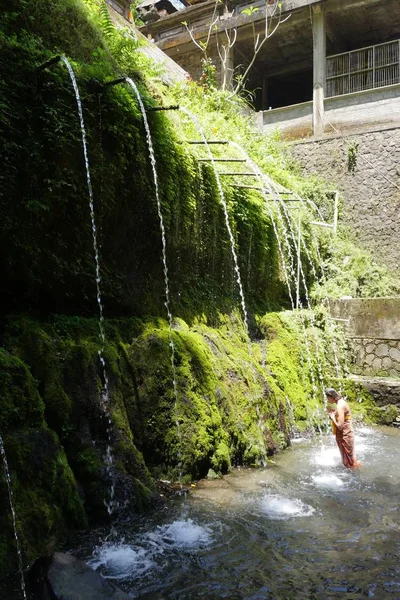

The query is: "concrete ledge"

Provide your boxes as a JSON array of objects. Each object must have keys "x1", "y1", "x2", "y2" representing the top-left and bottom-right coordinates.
[
  {"x1": 257, "y1": 101, "x2": 313, "y2": 140},
  {"x1": 324, "y1": 83, "x2": 400, "y2": 134},
  {"x1": 257, "y1": 83, "x2": 400, "y2": 140},
  {"x1": 329, "y1": 298, "x2": 400, "y2": 341}
]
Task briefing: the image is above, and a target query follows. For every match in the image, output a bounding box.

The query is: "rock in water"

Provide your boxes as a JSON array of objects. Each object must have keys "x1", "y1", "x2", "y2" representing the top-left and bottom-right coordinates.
[{"x1": 32, "y1": 552, "x2": 130, "y2": 600}]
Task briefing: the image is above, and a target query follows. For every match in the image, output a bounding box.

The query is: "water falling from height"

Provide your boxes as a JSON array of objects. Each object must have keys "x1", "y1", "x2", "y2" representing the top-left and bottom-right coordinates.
[
  {"x1": 180, "y1": 108, "x2": 250, "y2": 337},
  {"x1": 180, "y1": 111, "x2": 270, "y2": 464},
  {"x1": 125, "y1": 78, "x2": 183, "y2": 480},
  {"x1": 61, "y1": 56, "x2": 115, "y2": 514},
  {"x1": 229, "y1": 142, "x2": 318, "y2": 397},
  {"x1": 0, "y1": 434, "x2": 27, "y2": 600}
]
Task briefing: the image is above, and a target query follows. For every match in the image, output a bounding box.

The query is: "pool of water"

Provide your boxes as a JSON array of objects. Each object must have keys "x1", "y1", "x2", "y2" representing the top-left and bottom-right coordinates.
[{"x1": 2, "y1": 426, "x2": 400, "y2": 599}]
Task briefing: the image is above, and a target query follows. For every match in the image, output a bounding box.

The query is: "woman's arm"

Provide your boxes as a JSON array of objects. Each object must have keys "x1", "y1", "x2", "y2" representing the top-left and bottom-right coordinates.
[{"x1": 336, "y1": 400, "x2": 345, "y2": 428}]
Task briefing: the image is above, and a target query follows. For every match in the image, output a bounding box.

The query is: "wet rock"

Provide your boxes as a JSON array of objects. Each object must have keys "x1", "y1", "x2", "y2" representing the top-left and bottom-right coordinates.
[
  {"x1": 206, "y1": 468, "x2": 220, "y2": 480},
  {"x1": 30, "y1": 552, "x2": 130, "y2": 600}
]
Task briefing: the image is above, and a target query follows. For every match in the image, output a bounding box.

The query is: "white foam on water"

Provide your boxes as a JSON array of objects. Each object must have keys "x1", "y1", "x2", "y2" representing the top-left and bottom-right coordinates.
[
  {"x1": 260, "y1": 495, "x2": 315, "y2": 520},
  {"x1": 356, "y1": 426, "x2": 376, "y2": 436},
  {"x1": 312, "y1": 474, "x2": 345, "y2": 489},
  {"x1": 313, "y1": 447, "x2": 340, "y2": 467},
  {"x1": 88, "y1": 543, "x2": 154, "y2": 580},
  {"x1": 354, "y1": 438, "x2": 369, "y2": 454},
  {"x1": 146, "y1": 518, "x2": 213, "y2": 549}
]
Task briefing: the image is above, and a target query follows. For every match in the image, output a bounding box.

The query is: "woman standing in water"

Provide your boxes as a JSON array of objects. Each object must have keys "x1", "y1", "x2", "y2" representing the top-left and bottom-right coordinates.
[{"x1": 325, "y1": 388, "x2": 361, "y2": 469}]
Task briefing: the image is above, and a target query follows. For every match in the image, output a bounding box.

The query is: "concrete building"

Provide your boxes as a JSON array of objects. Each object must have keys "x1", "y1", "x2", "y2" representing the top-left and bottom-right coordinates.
[
  {"x1": 110, "y1": 0, "x2": 400, "y2": 274},
  {"x1": 139, "y1": 0, "x2": 400, "y2": 139},
  {"x1": 138, "y1": 0, "x2": 400, "y2": 276}
]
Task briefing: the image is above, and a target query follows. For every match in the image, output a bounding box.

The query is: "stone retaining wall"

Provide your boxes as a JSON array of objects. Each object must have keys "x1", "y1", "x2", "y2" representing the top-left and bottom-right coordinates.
[
  {"x1": 350, "y1": 338, "x2": 400, "y2": 377},
  {"x1": 329, "y1": 298, "x2": 400, "y2": 379},
  {"x1": 291, "y1": 126, "x2": 400, "y2": 274}
]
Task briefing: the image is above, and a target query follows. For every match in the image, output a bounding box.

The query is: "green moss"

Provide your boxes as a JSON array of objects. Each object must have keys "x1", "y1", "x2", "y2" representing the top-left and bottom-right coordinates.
[
  {"x1": 0, "y1": 349, "x2": 44, "y2": 430},
  {"x1": 0, "y1": 429, "x2": 86, "y2": 577},
  {"x1": 370, "y1": 404, "x2": 399, "y2": 426}
]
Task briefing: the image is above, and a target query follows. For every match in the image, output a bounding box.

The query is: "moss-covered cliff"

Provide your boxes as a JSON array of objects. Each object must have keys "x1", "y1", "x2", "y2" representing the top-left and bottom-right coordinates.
[{"x1": 0, "y1": 310, "x2": 324, "y2": 575}]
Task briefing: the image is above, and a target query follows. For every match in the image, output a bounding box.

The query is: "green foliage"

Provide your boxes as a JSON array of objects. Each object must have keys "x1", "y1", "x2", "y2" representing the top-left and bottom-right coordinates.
[
  {"x1": 241, "y1": 5, "x2": 259, "y2": 16},
  {"x1": 370, "y1": 404, "x2": 399, "y2": 425},
  {"x1": 99, "y1": 0, "x2": 115, "y2": 38},
  {"x1": 312, "y1": 232, "x2": 400, "y2": 299},
  {"x1": 347, "y1": 141, "x2": 359, "y2": 174},
  {"x1": 199, "y1": 57, "x2": 217, "y2": 90},
  {"x1": 0, "y1": 0, "x2": 393, "y2": 581}
]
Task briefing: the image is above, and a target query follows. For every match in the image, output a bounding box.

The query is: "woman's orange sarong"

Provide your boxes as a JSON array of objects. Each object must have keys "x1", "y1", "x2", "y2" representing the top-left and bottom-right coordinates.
[{"x1": 335, "y1": 415, "x2": 360, "y2": 469}]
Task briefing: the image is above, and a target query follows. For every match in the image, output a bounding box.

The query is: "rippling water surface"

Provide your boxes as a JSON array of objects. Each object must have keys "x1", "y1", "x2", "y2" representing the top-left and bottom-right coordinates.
[
  {"x1": 3, "y1": 426, "x2": 400, "y2": 599},
  {"x1": 78, "y1": 426, "x2": 400, "y2": 599}
]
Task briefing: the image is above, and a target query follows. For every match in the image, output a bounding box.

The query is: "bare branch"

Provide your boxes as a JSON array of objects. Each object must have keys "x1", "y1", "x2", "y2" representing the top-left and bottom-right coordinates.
[{"x1": 184, "y1": 0, "x2": 291, "y2": 96}]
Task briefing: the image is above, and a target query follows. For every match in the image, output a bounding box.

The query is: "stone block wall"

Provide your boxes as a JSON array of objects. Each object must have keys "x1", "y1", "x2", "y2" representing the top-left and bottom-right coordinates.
[
  {"x1": 350, "y1": 338, "x2": 400, "y2": 377},
  {"x1": 291, "y1": 125, "x2": 400, "y2": 274},
  {"x1": 329, "y1": 298, "x2": 400, "y2": 379}
]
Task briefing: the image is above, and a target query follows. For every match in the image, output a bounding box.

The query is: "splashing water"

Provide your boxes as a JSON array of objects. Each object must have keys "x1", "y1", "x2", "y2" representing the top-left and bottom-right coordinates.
[
  {"x1": 146, "y1": 518, "x2": 213, "y2": 549},
  {"x1": 312, "y1": 473, "x2": 345, "y2": 489},
  {"x1": 87, "y1": 519, "x2": 213, "y2": 581},
  {"x1": 313, "y1": 446, "x2": 340, "y2": 467},
  {"x1": 69, "y1": 428, "x2": 400, "y2": 600},
  {"x1": 259, "y1": 494, "x2": 315, "y2": 520},
  {"x1": 88, "y1": 544, "x2": 155, "y2": 579},
  {"x1": 61, "y1": 57, "x2": 115, "y2": 514},
  {"x1": 0, "y1": 434, "x2": 27, "y2": 600},
  {"x1": 125, "y1": 78, "x2": 182, "y2": 480}
]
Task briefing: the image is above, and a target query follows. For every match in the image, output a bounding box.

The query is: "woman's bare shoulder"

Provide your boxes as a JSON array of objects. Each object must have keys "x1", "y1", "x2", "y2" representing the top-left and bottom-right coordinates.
[{"x1": 338, "y1": 397, "x2": 350, "y2": 410}]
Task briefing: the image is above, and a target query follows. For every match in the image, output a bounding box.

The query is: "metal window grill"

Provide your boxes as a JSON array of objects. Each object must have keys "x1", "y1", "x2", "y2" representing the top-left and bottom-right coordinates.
[{"x1": 326, "y1": 40, "x2": 400, "y2": 98}]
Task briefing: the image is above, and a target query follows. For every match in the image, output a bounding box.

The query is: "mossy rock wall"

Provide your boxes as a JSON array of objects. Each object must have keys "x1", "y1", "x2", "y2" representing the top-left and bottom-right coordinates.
[
  {"x1": 0, "y1": 350, "x2": 86, "y2": 577},
  {"x1": 1, "y1": 309, "x2": 349, "y2": 575}
]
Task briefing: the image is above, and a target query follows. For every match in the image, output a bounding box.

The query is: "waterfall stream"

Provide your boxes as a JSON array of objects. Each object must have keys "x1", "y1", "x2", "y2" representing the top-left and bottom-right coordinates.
[
  {"x1": 179, "y1": 108, "x2": 250, "y2": 338},
  {"x1": 180, "y1": 109, "x2": 270, "y2": 463},
  {"x1": 62, "y1": 57, "x2": 115, "y2": 514},
  {"x1": 228, "y1": 142, "x2": 320, "y2": 401},
  {"x1": 0, "y1": 434, "x2": 27, "y2": 600},
  {"x1": 125, "y1": 78, "x2": 183, "y2": 479}
]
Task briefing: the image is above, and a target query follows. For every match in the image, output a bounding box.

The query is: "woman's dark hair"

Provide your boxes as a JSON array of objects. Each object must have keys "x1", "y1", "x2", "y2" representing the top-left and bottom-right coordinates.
[{"x1": 325, "y1": 387, "x2": 340, "y2": 399}]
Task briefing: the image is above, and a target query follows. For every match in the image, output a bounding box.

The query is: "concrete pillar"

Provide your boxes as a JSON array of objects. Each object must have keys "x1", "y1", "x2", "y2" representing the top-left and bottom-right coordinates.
[{"x1": 312, "y1": 4, "x2": 326, "y2": 136}]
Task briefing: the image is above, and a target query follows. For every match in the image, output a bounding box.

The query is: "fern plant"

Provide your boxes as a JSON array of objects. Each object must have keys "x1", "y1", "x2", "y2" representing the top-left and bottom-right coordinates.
[{"x1": 99, "y1": 0, "x2": 115, "y2": 38}]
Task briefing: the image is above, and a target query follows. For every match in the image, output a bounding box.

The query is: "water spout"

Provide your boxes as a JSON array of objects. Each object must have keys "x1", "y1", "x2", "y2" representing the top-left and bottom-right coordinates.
[
  {"x1": 125, "y1": 77, "x2": 183, "y2": 485},
  {"x1": 0, "y1": 434, "x2": 27, "y2": 600},
  {"x1": 102, "y1": 77, "x2": 127, "y2": 90},
  {"x1": 61, "y1": 56, "x2": 115, "y2": 514},
  {"x1": 37, "y1": 55, "x2": 62, "y2": 71},
  {"x1": 146, "y1": 105, "x2": 180, "y2": 112},
  {"x1": 180, "y1": 108, "x2": 250, "y2": 337}
]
